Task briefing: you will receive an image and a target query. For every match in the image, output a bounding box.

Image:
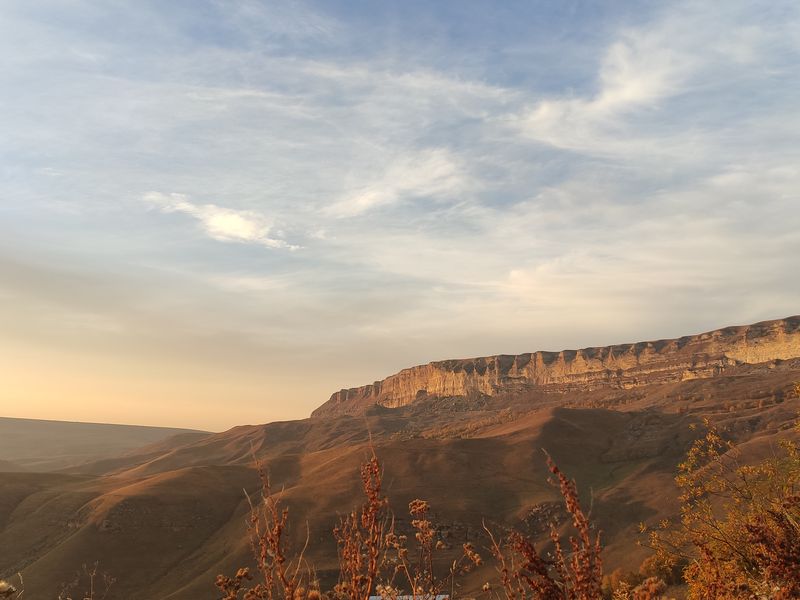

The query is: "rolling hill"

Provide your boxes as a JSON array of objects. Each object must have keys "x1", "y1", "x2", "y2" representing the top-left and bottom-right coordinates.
[
  {"x1": 0, "y1": 317, "x2": 798, "y2": 599},
  {"x1": 0, "y1": 417, "x2": 210, "y2": 472}
]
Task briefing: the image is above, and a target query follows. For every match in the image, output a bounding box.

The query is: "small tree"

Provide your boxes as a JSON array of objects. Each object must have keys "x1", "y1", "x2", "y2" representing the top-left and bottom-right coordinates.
[{"x1": 644, "y1": 415, "x2": 800, "y2": 599}]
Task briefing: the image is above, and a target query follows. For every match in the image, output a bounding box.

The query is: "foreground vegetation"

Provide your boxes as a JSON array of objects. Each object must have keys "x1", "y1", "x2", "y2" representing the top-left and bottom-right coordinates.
[
  {"x1": 216, "y1": 407, "x2": 800, "y2": 600},
  {"x1": 643, "y1": 419, "x2": 800, "y2": 599}
]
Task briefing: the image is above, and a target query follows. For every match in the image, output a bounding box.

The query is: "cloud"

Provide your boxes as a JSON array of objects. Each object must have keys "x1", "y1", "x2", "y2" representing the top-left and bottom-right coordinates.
[
  {"x1": 1, "y1": 0, "x2": 798, "y2": 427},
  {"x1": 517, "y1": 1, "x2": 799, "y2": 159},
  {"x1": 143, "y1": 192, "x2": 297, "y2": 249},
  {"x1": 326, "y1": 148, "x2": 469, "y2": 217},
  {"x1": 519, "y1": 25, "x2": 693, "y2": 156}
]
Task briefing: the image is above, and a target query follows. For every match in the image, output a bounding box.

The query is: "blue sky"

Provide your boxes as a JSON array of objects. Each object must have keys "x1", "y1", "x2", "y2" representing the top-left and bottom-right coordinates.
[{"x1": 1, "y1": 1, "x2": 798, "y2": 430}]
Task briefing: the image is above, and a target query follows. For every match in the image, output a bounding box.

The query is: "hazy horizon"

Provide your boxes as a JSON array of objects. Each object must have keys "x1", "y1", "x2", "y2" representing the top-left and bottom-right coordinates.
[
  {"x1": 2, "y1": 313, "x2": 799, "y2": 432},
  {"x1": 2, "y1": 1, "x2": 799, "y2": 430}
]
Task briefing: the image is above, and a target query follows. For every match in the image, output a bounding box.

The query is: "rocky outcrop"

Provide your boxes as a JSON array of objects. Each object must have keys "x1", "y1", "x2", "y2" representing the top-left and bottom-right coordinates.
[{"x1": 312, "y1": 316, "x2": 800, "y2": 418}]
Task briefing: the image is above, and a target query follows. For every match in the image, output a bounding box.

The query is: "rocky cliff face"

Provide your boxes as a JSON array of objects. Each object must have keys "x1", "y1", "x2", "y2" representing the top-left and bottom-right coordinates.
[{"x1": 312, "y1": 316, "x2": 800, "y2": 418}]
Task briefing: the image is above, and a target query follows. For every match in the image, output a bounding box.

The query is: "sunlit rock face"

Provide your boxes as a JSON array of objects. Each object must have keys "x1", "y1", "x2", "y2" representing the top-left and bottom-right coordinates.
[{"x1": 312, "y1": 316, "x2": 800, "y2": 417}]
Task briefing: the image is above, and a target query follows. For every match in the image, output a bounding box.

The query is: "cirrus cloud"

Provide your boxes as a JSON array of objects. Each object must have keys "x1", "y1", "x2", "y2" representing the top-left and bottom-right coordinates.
[{"x1": 326, "y1": 148, "x2": 469, "y2": 218}]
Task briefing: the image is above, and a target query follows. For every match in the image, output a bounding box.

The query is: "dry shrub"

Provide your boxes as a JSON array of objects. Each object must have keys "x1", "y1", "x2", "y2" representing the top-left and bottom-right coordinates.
[
  {"x1": 483, "y1": 453, "x2": 604, "y2": 600},
  {"x1": 216, "y1": 462, "x2": 318, "y2": 600},
  {"x1": 600, "y1": 554, "x2": 682, "y2": 600},
  {"x1": 58, "y1": 562, "x2": 115, "y2": 600},
  {"x1": 220, "y1": 451, "x2": 484, "y2": 600},
  {"x1": 635, "y1": 554, "x2": 682, "y2": 587},
  {"x1": 609, "y1": 577, "x2": 668, "y2": 600},
  {"x1": 643, "y1": 417, "x2": 800, "y2": 599},
  {"x1": 332, "y1": 452, "x2": 389, "y2": 600},
  {"x1": 222, "y1": 450, "x2": 681, "y2": 600},
  {"x1": 332, "y1": 452, "x2": 482, "y2": 600},
  {"x1": 380, "y1": 498, "x2": 482, "y2": 599}
]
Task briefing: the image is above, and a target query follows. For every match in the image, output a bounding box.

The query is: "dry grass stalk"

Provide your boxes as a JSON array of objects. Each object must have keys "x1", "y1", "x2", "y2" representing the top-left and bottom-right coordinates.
[
  {"x1": 332, "y1": 451, "x2": 389, "y2": 600},
  {"x1": 483, "y1": 453, "x2": 603, "y2": 600},
  {"x1": 382, "y1": 499, "x2": 482, "y2": 600},
  {"x1": 216, "y1": 460, "x2": 318, "y2": 600},
  {"x1": 58, "y1": 562, "x2": 115, "y2": 600}
]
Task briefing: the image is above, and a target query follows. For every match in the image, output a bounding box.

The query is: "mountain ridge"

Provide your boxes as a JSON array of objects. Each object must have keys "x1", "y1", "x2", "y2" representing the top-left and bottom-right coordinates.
[{"x1": 313, "y1": 315, "x2": 800, "y2": 417}]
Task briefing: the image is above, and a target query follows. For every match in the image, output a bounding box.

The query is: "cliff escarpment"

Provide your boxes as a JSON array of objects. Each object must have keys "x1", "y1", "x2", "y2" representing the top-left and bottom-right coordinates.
[{"x1": 312, "y1": 316, "x2": 800, "y2": 417}]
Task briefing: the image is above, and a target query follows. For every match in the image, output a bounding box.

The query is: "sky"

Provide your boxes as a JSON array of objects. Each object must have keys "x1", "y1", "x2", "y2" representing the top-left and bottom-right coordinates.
[{"x1": 1, "y1": 1, "x2": 798, "y2": 431}]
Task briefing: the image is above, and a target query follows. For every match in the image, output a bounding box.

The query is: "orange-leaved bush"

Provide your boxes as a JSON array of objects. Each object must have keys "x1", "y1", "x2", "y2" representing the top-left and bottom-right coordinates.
[{"x1": 643, "y1": 416, "x2": 800, "y2": 599}]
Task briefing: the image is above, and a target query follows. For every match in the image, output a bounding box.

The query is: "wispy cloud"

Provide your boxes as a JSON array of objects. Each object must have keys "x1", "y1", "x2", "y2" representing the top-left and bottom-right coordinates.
[
  {"x1": 327, "y1": 148, "x2": 469, "y2": 217},
  {"x1": 143, "y1": 192, "x2": 298, "y2": 249},
  {"x1": 521, "y1": 31, "x2": 687, "y2": 151},
  {"x1": 518, "y1": 2, "x2": 799, "y2": 158}
]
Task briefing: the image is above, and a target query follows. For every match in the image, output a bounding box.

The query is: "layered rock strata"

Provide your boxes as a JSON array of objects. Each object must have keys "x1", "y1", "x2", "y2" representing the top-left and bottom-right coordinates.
[{"x1": 312, "y1": 316, "x2": 800, "y2": 418}]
